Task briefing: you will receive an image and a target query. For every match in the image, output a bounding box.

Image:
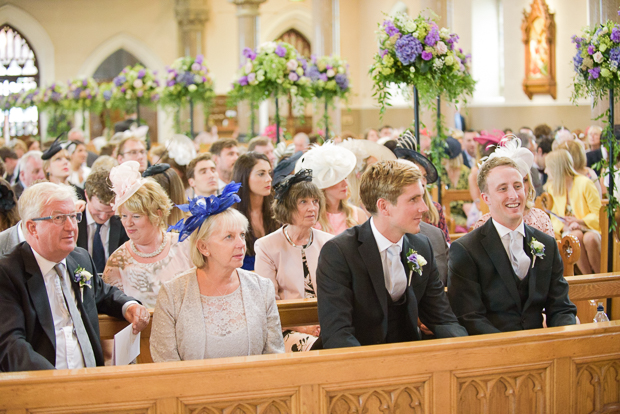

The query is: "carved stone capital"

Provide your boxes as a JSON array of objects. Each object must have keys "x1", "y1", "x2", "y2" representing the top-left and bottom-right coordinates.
[
  {"x1": 175, "y1": 0, "x2": 209, "y2": 28},
  {"x1": 227, "y1": 0, "x2": 266, "y2": 17}
]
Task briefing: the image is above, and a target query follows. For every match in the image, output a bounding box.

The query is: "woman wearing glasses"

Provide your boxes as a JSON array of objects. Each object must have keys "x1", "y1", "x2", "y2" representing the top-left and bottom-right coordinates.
[{"x1": 102, "y1": 161, "x2": 193, "y2": 308}]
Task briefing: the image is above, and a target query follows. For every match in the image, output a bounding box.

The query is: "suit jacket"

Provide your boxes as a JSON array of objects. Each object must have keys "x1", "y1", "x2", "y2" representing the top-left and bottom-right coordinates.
[
  {"x1": 316, "y1": 220, "x2": 467, "y2": 349},
  {"x1": 0, "y1": 243, "x2": 136, "y2": 371},
  {"x1": 586, "y1": 148, "x2": 603, "y2": 174},
  {"x1": 0, "y1": 223, "x2": 20, "y2": 256},
  {"x1": 448, "y1": 219, "x2": 576, "y2": 335},
  {"x1": 12, "y1": 181, "x2": 24, "y2": 200},
  {"x1": 77, "y1": 215, "x2": 129, "y2": 260},
  {"x1": 150, "y1": 268, "x2": 284, "y2": 362},
  {"x1": 419, "y1": 222, "x2": 449, "y2": 286}
]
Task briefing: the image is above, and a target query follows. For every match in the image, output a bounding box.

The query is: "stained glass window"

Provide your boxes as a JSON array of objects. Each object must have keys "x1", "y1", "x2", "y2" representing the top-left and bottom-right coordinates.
[{"x1": 0, "y1": 25, "x2": 39, "y2": 137}]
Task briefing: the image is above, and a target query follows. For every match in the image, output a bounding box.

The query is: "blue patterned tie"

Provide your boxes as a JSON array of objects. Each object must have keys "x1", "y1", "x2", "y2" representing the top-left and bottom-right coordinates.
[{"x1": 92, "y1": 223, "x2": 106, "y2": 274}]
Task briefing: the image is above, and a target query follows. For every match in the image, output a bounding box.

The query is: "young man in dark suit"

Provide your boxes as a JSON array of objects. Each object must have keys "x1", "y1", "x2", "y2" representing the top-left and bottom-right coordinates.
[
  {"x1": 448, "y1": 157, "x2": 576, "y2": 335},
  {"x1": 317, "y1": 160, "x2": 467, "y2": 349},
  {"x1": 79, "y1": 169, "x2": 129, "y2": 273},
  {"x1": 0, "y1": 182, "x2": 150, "y2": 372}
]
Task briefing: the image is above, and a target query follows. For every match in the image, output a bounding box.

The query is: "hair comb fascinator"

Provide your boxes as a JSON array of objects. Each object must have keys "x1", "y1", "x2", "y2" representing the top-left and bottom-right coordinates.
[
  {"x1": 168, "y1": 182, "x2": 242, "y2": 242},
  {"x1": 109, "y1": 161, "x2": 146, "y2": 212},
  {"x1": 0, "y1": 185, "x2": 15, "y2": 213},
  {"x1": 393, "y1": 130, "x2": 438, "y2": 184},
  {"x1": 478, "y1": 135, "x2": 534, "y2": 178},
  {"x1": 274, "y1": 169, "x2": 313, "y2": 200},
  {"x1": 142, "y1": 163, "x2": 170, "y2": 178}
]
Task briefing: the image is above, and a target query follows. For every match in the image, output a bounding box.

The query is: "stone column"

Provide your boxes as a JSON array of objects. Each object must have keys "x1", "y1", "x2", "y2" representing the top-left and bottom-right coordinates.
[
  {"x1": 228, "y1": 0, "x2": 266, "y2": 139},
  {"x1": 589, "y1": 0, "x2": 620, "y2": 125},
  {"x1": 175, "y1": 0, "x2": 209, "y2": 136},
  {"x1": 312, "y1": 0, "x2": 341, "y2": 137}
]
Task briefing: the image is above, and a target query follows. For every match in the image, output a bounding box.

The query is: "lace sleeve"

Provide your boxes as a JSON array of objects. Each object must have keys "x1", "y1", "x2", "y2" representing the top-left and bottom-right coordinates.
[
  {"x1": 525, "y1": 208, "x2": 556, "y2": 238},
  {"x1": 102, "y1": 246, "x2": 129, "y2": 291}
]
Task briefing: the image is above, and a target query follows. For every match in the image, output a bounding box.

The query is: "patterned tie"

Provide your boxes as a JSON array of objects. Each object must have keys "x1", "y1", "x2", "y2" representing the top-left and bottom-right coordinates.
[
  {"x1": 508, "y1": 231, "x2": 531, "y2": 280},
  {"x1": 54, "y1": 264, "x2": 96, "y2": 368},
  {"x1": 92, "y1": 223, "x2": 106, "y2": 274},
  {"x1": 387, "y1": 244, "x2": 407, "y2": 300}
]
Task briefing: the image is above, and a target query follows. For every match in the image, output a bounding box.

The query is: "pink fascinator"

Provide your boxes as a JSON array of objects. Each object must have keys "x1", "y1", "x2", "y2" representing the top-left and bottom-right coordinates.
[
  {"x1": 479, "y1": 135, "x2": 534, "y2": 178},
  {"x1": 109, "y1": 161, "x2": 145, "y2": 212}
]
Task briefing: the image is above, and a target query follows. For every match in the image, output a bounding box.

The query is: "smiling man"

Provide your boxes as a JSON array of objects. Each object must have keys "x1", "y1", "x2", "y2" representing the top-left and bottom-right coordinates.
[
  {"x1": 316, "y1": 160, "x2": 466, "y2": 349},
  {"x1": 448, "y1": 157, "x2": 576, "y2": 335},
  {"x1": 0, "y1": 182, "x2": 149, "y2": 372},
  {"x1": 79, "y1": 168, "x2": 129, "y2": 273}
]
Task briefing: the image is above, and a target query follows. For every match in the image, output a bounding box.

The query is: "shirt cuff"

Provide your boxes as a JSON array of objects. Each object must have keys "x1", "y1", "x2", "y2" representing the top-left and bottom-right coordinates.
[{"x1": 122, "y1": 301, "x2": 140, "y2": 319}]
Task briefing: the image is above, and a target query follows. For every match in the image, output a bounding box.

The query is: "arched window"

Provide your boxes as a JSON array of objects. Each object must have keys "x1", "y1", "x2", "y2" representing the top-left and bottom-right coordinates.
[
  {"x1": 277, "y1": 29, "x2": 311, "y2": 58},
  {"x1": 0, "y1": 25, "x2": 39, "y2": 138}
]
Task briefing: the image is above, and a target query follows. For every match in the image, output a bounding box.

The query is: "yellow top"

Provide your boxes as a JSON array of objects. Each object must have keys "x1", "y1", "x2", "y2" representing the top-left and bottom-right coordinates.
[{"x1": 548, "y1": 174, "x2": 601, "y2": 236}]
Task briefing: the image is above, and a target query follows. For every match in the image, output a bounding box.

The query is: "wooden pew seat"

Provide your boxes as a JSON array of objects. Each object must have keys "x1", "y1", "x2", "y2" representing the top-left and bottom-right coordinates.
[{"x1": 2, "y1": 322, "x2": 619, "y2": 413}]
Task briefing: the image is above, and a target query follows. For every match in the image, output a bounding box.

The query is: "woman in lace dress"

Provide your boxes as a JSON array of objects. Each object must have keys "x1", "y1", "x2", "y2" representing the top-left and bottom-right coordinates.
[
  {"x1": 255, "y1": 170, "x2": 333, "y2": 352},
  {"x1": 150, "y1": 183, "x2": 284, "y2": 361},
  {"x1": 103, "y1": 161, "x2": 193, "y2": 308},
  {"x1": 471, "y1": 137, "x2": 554, "y2": 237}
]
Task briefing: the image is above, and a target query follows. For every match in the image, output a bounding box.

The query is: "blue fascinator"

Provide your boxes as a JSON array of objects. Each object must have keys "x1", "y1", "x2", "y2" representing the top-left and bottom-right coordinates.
[{"x1": 168, "y1": 181, "x2": 242, "y2": 242}]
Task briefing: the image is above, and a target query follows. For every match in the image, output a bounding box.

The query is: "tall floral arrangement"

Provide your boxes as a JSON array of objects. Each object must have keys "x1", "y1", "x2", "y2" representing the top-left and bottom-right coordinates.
[
  {"x1": 111, "y1": 64, "x2": 160, "y2": 113},
  {"x1": 307, "y1": 55, "x2": 351, "y2": 136},
  {"x1": 15, "y1": 89, "x2": 39, "y2": 109},
  {"x1": 571, "y1": 16, "x2": 620, "y2": 231},
  {"x1": 160, "y1": 55, "x2": 215, "y2": 107},
  {"x1": 35, "y1": 83, "x2": 66, "y2": 112},
  {"x1": 370, "y1": 12, "x2": 475, "y2": 115},
  {"x1": 0, "y1": 93, "x2": 20, "y2": 111},
  {"x1": 63, "y1": 77, "x2": 101, "y2": 112},
  {"x1": 227, "y1": 42, "x2": 312, "y2": 138}
]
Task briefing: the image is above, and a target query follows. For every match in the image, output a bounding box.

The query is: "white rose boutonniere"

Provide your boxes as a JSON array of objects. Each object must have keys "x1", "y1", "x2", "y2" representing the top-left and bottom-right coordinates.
[
  {"x1": 406, "y1": 248, "x2": 427, "y2": 286},
  {"x1": 74, "y1": 266, "x2": 93, "y2": 289},
  {"x1": 529, "y1": 238, "x2": 545, "y2": 268}
]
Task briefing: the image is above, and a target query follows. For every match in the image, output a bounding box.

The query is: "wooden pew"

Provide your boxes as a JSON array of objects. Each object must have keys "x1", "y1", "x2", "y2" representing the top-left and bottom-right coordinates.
[
  {"x1": 2, "y1": 322, "x2": 619, "y2": 413},
  {"x1": 441, "y1": 188, "x2": 473, "y2": 237}
]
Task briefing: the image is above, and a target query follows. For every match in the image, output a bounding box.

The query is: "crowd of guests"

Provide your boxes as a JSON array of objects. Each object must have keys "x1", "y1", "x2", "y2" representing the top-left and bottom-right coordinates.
[{"x1": 0, "y1": 118, "x2": 611, "y2": 372}]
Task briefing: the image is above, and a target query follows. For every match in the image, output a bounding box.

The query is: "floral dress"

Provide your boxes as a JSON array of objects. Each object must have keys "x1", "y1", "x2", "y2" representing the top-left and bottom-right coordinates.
[{"x1": 103, "y1": 233, "x2": 193, "y2": 308}]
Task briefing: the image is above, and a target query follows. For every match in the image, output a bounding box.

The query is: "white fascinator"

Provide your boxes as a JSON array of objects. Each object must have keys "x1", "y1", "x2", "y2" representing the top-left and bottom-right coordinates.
[
  {"x1": 109, "y1": 161, "x2": 145, "y2": 212},
  {"x1": 164, "y1": 134, "x2": 197, "y2": 166},
  {"x1": 479, "y1": 135, "x2": 534, "y2": 178},
  {"x1": 294, "y1": 141, "x2": 357, "y2": 189}
]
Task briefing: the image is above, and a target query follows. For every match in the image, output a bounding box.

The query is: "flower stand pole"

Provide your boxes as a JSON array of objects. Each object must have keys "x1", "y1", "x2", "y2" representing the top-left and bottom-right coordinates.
[
  {"x1": 413, "y1": 86, "x2": 420, "y2": 149},
  {"x1": 436, "y1": 95, "x2": 443, "y2": 206},
  {"x1": 275, "y1": 94, "x2": 280, "y2": 144},
  {"x1": 189, "y1": 97, "x2": 194, "y2": 138},
  {"x1": 324, "y1": 98, "x2": 330, "y2": 141},
  {"x1": 608, "y1": 87, "x2": 615, "y2": 315}
]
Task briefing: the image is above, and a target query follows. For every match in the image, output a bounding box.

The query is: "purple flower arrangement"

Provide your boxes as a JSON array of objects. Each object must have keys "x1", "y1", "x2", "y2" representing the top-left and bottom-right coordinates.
[
  {"x1": 572, "y1": 20, "x2": 620, "y2": 91},
  {"x1": 370, "y1": 12, "x2": 475, "y2": 116},
  {"x1": 111, "y1": 64, "x2": 160, "y2": 106},
  {"x1": 34, "y1": 83, "x2": 67, "y2": 111},
  {"x1": 160, "y1": 55, "x2": 215, "y2": 108},
  {"x1": 63, "y1": 77, "x2": 100, "y2": 111},
  {"x1": 227, "y1": 41, "x2": 313, "y2": 107},
  {"x1": 307, "y1": 55, "x2": 351, "y2": 100}
]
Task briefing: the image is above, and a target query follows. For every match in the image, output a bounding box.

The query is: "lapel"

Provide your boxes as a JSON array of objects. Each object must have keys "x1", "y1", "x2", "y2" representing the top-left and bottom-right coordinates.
[
  {"x1": 522, "y1": 224, "x2": 538, "y2": 312},
  {"x1": 108, "y1": 217, "x2": 122, "y2": 253},
  {"x1": 480, "y1": 220, "x2": 522, "y2": 311},
  {"x1": 357, "y1": 221, "x2": 388, "y2": 318},
  {"x1": 399, "y1": 237, "x2": 413, "y2": 285},
  {"x1": 76, "y1": 215, "x2": 88, "y2": 250},
  {"x1": 64, "y1": 254, "x2": 84, "y2": 306},
  {"x1": 22, "y1": 244, "x2": 56, "y2": 349}
]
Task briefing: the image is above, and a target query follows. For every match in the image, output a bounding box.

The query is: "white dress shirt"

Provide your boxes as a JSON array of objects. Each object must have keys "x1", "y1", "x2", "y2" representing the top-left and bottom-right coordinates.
[
  {"x1": 17, "y1": 221, "x2": 26, "y2": 243},
  {"x1": 491, "y1": 219, "x2": 531, "y2": 279},
  {"x1": 32, "y1": 249, "x2": 85, "y2": 370},
  {"x1": 370, "y1": 217, "x2": 407, "y2": 301},
  {"x1": 85, "y1": 207, "x2": 110, "y2": 260}
]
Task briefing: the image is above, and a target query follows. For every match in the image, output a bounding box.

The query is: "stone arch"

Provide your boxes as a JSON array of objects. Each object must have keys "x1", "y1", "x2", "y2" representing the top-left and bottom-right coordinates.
[
  {"x1": 262, "y1": 7, "x2": 312, "y2": 46},
  {"x1": 78, "y1": 32, "x2": 165, "y2": 78}
]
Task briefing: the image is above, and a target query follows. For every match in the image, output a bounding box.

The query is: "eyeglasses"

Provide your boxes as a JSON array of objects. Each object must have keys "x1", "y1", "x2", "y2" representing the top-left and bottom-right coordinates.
[
  {"x1": 121, "y1": 150, "x2": 147, "y2": 157},
  {"x1": 32, "y1": 212, "x2": 82, "y2": 225}
]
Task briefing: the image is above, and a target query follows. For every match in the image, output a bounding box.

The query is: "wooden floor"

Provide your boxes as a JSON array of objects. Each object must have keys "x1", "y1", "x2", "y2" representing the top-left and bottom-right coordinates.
[{"x1": 0, "y1": 321, "x2": 619, "y2": 414}]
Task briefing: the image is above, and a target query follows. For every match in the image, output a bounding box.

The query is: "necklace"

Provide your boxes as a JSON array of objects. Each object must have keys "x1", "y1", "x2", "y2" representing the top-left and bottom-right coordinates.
[
  {"x1": 283, "y1": 225, "x2": 313, "y2": 249},
  {"x1": 131, "y1": 232, "x2": 167, "y2": 258}
]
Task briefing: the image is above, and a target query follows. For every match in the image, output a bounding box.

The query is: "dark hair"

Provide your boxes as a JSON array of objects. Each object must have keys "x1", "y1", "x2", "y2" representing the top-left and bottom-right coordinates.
[
  {"x1": 209, "y1": 138, "x2": 238, "y2": 156},
  {"x1": 232, "y1": 152, "x2": 279, "y2": 256},
  {"x1": 84, "y1": 169, "x2": 116, "y2": 205},
  {"x1": 186, "y1": 153, "x2": 213, "y2": 180},
  {"x1": 247, "y1": 137, "x2": 271, "y2": 152},
  {"x1": 272, "y1": 181, "x2": 324, "y2": 224},
  {"x1": 537, "y1": 136, "x2": 554, "y2": 155},
  {"x1": 0, "y1": 179, "x2": 19, "y2": 231},
  {"x1": 159, "y1": 154, "x2": 189, "y2": 189},
  {"x1": 0, "y1": 147, "x2": 17, "y2": 161},
  {"x1": 149, "y1": 167, "x2": 186, "y2": 227},
  {"x1": 533, "y1": 124, "x2": 552, "y2": 140}
]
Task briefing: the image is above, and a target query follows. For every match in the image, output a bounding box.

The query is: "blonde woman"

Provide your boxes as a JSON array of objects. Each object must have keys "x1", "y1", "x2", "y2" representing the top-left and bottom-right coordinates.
[
  {"x1": 546, "y1": 150, "x2": 601, "y2": 274},
  {"x1": 41, "y1": 138, "x2": 86, "y2": 201},
  {"x1": 103, "y1": 161, "x2": 193, "y2": 308},
  {"x1": 558, "y1": 140, "x2": 602, "y2": 197},
  {"x1": 296, "y1": 143, "x2": 368, "y2": 236}
]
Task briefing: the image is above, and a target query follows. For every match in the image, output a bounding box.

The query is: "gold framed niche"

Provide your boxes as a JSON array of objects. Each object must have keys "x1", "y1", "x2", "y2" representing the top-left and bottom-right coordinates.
[{"x1": 521, "y1": 0, "x2": 556, "y2": 99}]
